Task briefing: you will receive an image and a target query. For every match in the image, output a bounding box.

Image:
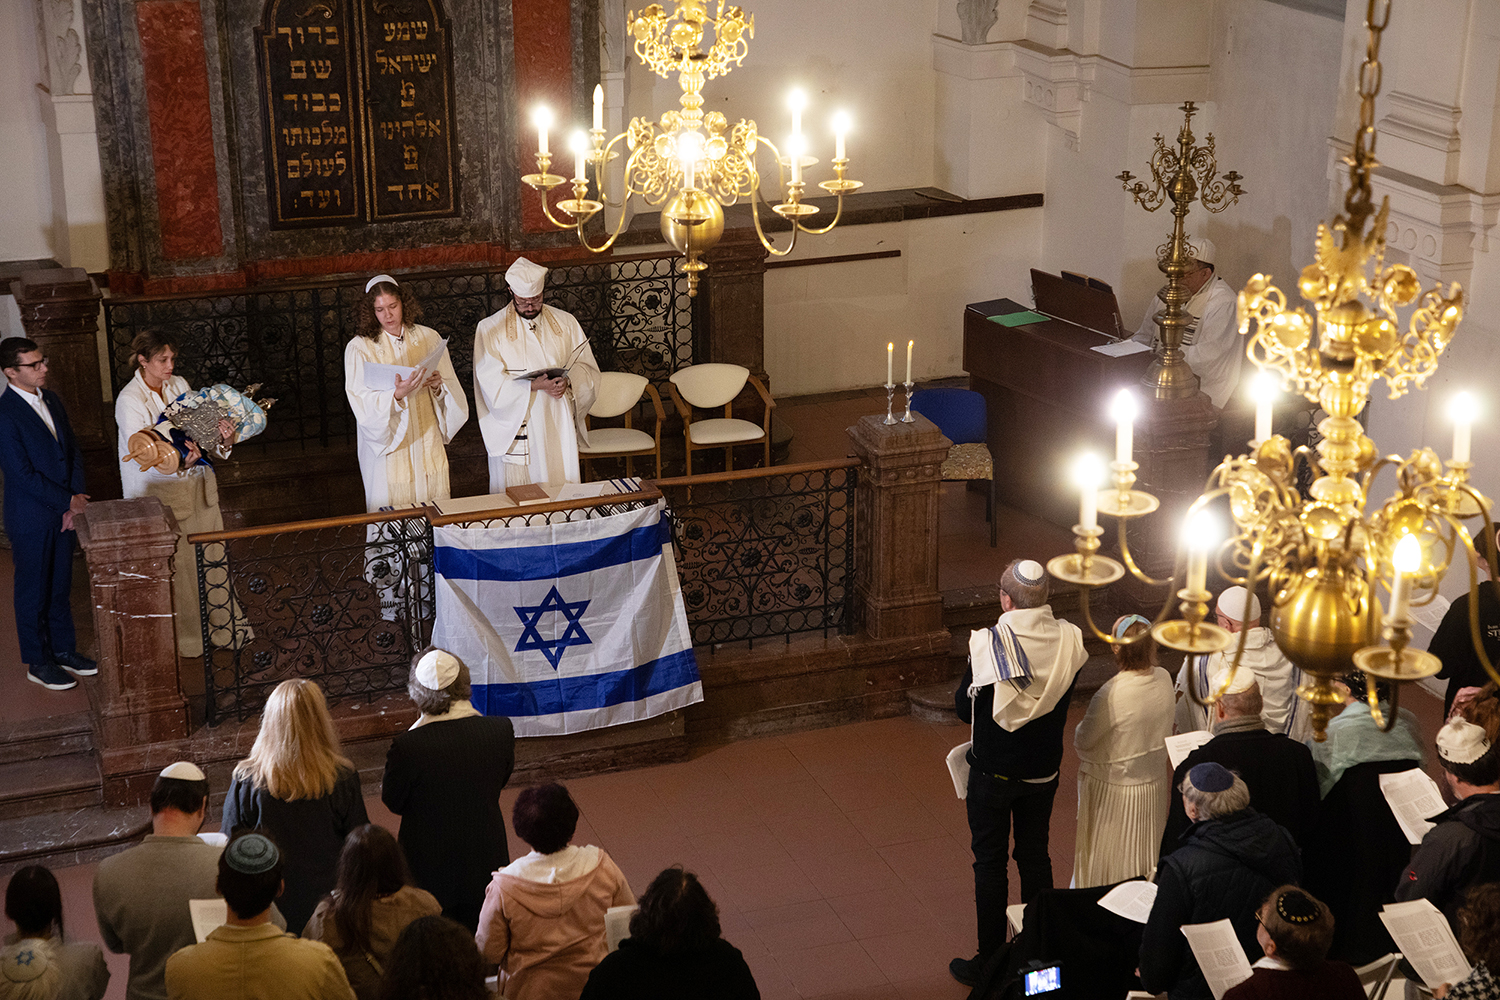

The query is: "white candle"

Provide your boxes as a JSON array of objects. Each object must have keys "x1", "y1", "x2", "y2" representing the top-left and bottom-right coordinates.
[
  {"x1": 1451, "y1": 392, "x2": 1477, "y2": 463},
  {"x1": 1251, "y1": 371, "x2": 1276, "y2": 444},
  {"x1": 833, "y1": 111, "x2": 849, "y2": 160},
  {"x1": 1073, "y1": 453, "x2": 1103, "y2": 532},
  {"x1": 789, "y1": 135, "x2": 803, "y2": 185},
  {"x1": 789, "y1": 89, "x2": 806, "y2": 141},
  {"x1": 678, "y1": 131, "x2": 701, "y2": 190},
  {"x1": 905, "y1": 340, "x2": 913, "y2": 384},
  {"x1": 1390, "y1": 533, "x2": 1421, "y2": 623},
  {"x1": 1109, "y1": 389, "x2": 1136, "y2": 465},
  {"x1": 570, "y1": 132, "x2": 587, "y2": 182},
  {"x1": 533, "y1": 106, "x2": 552, "y2": 156},
  {"x1": 1183, "y1": 509, "x2": 1215, "y2": 593},
  {"x1": 886, "y1": 342, "x2": 893, "y2": 385},
  {"x1": 593, "y1": 84, "x2": 604, "y2": 131}
]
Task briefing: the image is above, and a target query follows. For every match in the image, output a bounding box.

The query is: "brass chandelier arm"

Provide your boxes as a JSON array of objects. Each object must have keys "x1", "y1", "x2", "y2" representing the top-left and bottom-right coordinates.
[
  {"x1": 1115, "y1": 515, "x2": 1175, "y2": 588},
  {"x1": 1181, "y1": 539, "x2": 1268, "y2": 709},
  {"x1": 1365, "y1": 678, "x2": 1404, "y2": 732},
  {"x1": 789, "y1": 192, "x2": 847, "y2": 237}
]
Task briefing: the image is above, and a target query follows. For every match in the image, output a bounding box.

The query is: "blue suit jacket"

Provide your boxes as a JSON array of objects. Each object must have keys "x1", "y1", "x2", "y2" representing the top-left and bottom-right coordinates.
[{"x1": 0, "y1": 385, "x2": 87, "y2": 533}]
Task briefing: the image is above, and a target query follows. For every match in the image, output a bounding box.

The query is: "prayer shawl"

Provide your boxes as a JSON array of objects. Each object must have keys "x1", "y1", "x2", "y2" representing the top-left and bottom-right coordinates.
[
  {"x1": 473, "y1": 304, "x2": 600, "y2": 492},
  {"x1": 344, "y1": 324, "x2": 468, "y2": 512},
  {"x1": 1132, "y1": 275, "x2": 1243, "y2": 407},
  {"x1": 967, "y1": 605, "x2": 1087, "y2": 732}
]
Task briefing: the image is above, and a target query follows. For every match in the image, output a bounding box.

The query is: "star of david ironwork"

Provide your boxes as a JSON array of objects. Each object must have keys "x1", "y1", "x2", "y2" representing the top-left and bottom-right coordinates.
[{"x1": 514, "y1": 586, "x2": 592, "y2": 669}]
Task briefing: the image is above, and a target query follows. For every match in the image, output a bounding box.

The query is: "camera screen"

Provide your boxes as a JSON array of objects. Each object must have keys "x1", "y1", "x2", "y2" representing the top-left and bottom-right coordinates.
[{"x1": 1024, "y1": 964, "x2": 1061, "y2": 995}]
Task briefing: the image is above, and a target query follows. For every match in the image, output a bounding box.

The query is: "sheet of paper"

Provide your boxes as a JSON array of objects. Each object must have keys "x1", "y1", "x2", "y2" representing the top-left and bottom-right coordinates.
[
  {"x1": 1006, "y1": 903, "x2": 1026, "y2": 934},
  {"x1": 555, "y1": 482, "x2": 613, "y2": 502},
  {"x1": 189, "y1": 898, "x2": 227, "y2": 944},
  {"x1": 1165, "y1": 730, "x2": 1215, "y2": 770},
  {"x1": 605, "y1": 904, "x2": 639, "y2": 953},
  {"x1": 361, "y1": 338, "x2": 449, "y2": 391},
  {"x1": 1091, "y1": 339, "x2": 1152, "y2": 357},
  {"x1": 1098, "y1": 879, "x2": 1158, "y2": 924},
  {"x1": 1180, "y1": 919, "x2": 1253, "y2": 1000},
  {"x1": 196, "y1": 832, "x2": 227, "y2": 847},
  {"x1": 987, "y1": 310, "x2": 1049, "y2": 327},
  {"x1": 1379, "y1": 768, "x2": 1447, "y2": 845},
  {"x1": 1380, "y1": 899, "x2": 1471, "y2": 988}
]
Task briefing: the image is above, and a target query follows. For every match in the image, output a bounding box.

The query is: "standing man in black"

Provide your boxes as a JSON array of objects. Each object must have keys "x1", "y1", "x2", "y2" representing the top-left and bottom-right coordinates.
[
  {"x1": 949, "y1": 559, "x2": 1088, "y2": 987},
  {"x1": 382, "y1": 647, "x2": 515, "y2": 932},
  {"x1": 1427, "y1": 525, "x2": 1500, "y2": 716},
  {"x1": 0, "y1": 338, "x2": 96, "y2": 690}
]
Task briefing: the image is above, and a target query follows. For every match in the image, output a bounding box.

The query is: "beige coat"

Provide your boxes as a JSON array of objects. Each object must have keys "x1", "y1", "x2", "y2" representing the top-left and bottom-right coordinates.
[
  {"x1": 302, "y1": 885, "x2": 441, "y2": 1000},
  {"x1": 165, "y1": 923, "x2": 354, "y2": 1000}
]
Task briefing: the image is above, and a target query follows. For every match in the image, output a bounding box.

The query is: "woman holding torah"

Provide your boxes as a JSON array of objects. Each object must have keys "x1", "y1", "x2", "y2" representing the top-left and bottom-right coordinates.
[{"x1": 344, "y1": 274, "x2": 468, "y2": 512}]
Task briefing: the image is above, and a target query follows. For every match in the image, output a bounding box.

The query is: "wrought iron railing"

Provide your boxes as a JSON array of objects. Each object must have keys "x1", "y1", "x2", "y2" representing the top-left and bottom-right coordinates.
[
  {"x1": 105, "y1": 254, "x2": 695, "y2": 449},
  {"x1": 656, "y1": 458, "x2": 860, "y2": 647}
]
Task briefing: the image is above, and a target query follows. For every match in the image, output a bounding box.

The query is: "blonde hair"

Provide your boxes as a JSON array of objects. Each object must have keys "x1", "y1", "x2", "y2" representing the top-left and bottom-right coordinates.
[{"x1": 234, "y1": 679, "x2": 352, "y2": 800}]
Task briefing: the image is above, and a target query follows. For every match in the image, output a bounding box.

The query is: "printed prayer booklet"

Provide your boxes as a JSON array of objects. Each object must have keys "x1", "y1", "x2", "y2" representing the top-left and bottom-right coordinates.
[
  {"x1": 512, "y1": 341, "x2": 589, "y2": 382},
  {"x1": 1379, "y1": 768, "x2": 1447, "y2": 845},
  {"x1": 1165, "y1": 730, "x2": 1215, "y2": 770},
  {"x1": 362, "y1": 337, "x2": 450, "y2": 391},
  {"x1": 1098, "y1": 880, "x2": 1158, "y2": 923},
  {"x1": 606, "y1": 904, "x2": 639, "y2": 953},
  {"x1": 1380, "y1": 899, "x2": 1471, "y2": 988},
  {"x1": 188, "y1": 899, "x2": 227, "y2": 943},
  {"x1": 1180, "y1": 919, "x2": 1252, "y2": 999},
  {"x1": 1091, "y1": 339, "x2": 1151, "y2": 357}
]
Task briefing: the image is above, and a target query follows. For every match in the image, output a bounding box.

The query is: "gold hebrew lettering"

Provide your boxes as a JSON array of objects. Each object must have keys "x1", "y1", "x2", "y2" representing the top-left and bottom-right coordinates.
[
  {"x1": 324, "y1": 26, "x2": 339, "y2": 45},
  {"x1": 387, "y1": 184, "x2": 405, "y2": 200},
  {"x1": 310, "y1": 93, "x2": 326, "y2": 112},
  {"x1": 334, "y1": 125, "x2": 348, "y2": 144},
  {"x1": 290, "y1": 59, "x2": 307, "y2": 79},
  {"x1": 335, "y1": 150, "x2": 347, "y2": 174},
  {"x1": 403, "y1": 145, "x2": 419, "y2": 170},
  {"x1": 424, "y1": 181, "x2": 439, "y2": 200},
  {"x1": 300, "y1": 151, "x2": 314, "y2": 176},
  {"x1": 308, "y1": 26, "x2": 321, "y2": 43},
  {"x1": 317, "y1": 189, "x2": 332, "y2": 208},
  {"x1": 384, "y1": 21, "x2": 397, "y2": 41},
  {"x1": 308, "y1": 124, "x2": 321, "y2": 146},
  {"x1": 329, "y1": 93, "x2": 341, "y2": 112},
  {"x1": 277, "y1": 27, "x2": 293, "y2": 49},
  {"x1": 399, "y1": 119, "x2": 413, "y2": 137},
  {"x1": 286, "y1": 157, "x2": 302, "y2": 179},
  {"x1": 321, "y1": 121, "x2": 335, "y2": 144},
  {"x1": 311, "y1": 59, "x2": 333, "y2": 79},
  {"x1": 412, "y1": 53, "x2": 436, "y2": 73},
  {"x1": 295, "y1": 26, "x2": 305, "y2": 44},
  {"x1": 298, "y1": 190, "x2": 315, "y2": 206},
  {"x1": 379, "y1": 120, "x2": 395, "y2": 140},
  {"x1": 414, "y1": 20, "x2": 429, "y2": 40},
  {"x1": 375, "y1": 50, "x2": 392, "y2": 74},
  {"x1": 408, "y1": 183, "x2": 422, "y2": 198},
  {"x1": 399, "y1": 80, "x2": 415, "y2": 108}
]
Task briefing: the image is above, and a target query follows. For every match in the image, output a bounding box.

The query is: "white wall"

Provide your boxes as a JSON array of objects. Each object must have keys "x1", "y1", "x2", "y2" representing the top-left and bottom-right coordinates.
[{"x1": 0, "y1": 0, "x2": 58, "y2": 262}]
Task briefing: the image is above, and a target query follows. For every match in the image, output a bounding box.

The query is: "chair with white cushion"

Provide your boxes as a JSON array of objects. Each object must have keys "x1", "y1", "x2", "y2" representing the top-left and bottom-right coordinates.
[
  {"x1": 578, "y1": 371, "x2": 665, "y2": 479},
  {"x1": 667, "y1": 363, "x2": 774, "y2": 475}
]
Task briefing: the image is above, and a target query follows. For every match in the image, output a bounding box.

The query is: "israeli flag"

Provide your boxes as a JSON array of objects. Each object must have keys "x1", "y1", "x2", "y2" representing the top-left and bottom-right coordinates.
[{"x1": 432, "y1": 499, "x2": 702, "y2": 736}]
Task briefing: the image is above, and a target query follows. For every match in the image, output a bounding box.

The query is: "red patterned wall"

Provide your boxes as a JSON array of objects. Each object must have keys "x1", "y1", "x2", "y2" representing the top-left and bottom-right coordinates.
[
  {"x1": 512, "y1": 0, "x2": 575, "y2": 233},
  {"x1": 135, "y1": 1, "x2": 224, "y2": 260}
]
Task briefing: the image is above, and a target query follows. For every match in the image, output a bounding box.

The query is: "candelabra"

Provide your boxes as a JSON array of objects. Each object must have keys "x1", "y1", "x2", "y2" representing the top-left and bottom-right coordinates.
[
  {"x1": 1050, "y1": 0, "x2": 1497, "y2": 742},
  {"x1": 521, "y1": 0, "x2": 862, "y2": 296},
  {"x1": 1118, "y1": 102, "x2": 1246, "y2": 398}
]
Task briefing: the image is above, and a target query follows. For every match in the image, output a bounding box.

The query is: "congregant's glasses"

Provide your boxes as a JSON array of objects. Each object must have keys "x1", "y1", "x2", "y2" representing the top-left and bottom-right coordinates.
[{"x1": 12, "y1": 358, "x2": 48, "y2": 369}]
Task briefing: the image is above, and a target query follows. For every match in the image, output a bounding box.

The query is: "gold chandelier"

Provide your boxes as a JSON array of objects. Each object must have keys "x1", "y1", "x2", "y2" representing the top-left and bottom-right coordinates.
[
  {"x1": 521, "y1": 0, "x2": 861, "y2": 295},
  {"x1": 1049, "y1": 0, "x2": 1497, "y2": 741}
]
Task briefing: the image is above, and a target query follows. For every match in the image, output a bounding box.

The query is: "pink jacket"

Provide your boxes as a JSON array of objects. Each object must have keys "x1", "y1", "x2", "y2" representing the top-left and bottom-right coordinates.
[{"x1": 475, "y1": 848, "x2": 634, "y2": 1000}]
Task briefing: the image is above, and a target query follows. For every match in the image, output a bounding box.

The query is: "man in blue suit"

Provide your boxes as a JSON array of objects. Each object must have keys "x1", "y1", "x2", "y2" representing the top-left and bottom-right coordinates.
[{"x1": 0, "y1": 337, "x2": 97, "y2": 690}]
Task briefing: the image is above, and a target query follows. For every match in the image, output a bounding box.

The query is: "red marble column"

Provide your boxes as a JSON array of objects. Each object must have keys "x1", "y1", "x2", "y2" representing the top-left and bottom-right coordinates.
[
  {"x1": 135, "y1": 0, "x2": 223, "y2": 259},
  {"x1": 512, "y1": 0, "x2": 576, "y2": 234}
]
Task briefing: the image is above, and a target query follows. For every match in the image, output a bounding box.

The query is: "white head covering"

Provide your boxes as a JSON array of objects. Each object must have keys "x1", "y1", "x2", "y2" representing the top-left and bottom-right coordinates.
[
  {"x1": 1209, "y1": 663, "x2": 1258, "y2": 696},
  {"x1": 506, "y1": 257, "x2": 548, "y2": 297},
  {"x1": 0, "y1": 939, "x2": 59, "y2": 1000},
  {"x1": 414, "y1": 648, "x2": 462, "y2": 690},
  {"x1": 1013, "y1": 560, "x2": 1045, "y2": 585},
  {"x1": 1438, "y1": 718, "x2": 1493, "y2": 765},
  {"x1": 1193, "y1": 237, "x2": 1216, "y2": 269},
  {"x1": 1217, "y1": 586, "x2": 1261, "y2": 624},
  {"x1": 159, "y1": 761, "x2": 207, "y2": 781},
  {"x1": 365, "y1": 273, "x2": 398, "y2": 294}
]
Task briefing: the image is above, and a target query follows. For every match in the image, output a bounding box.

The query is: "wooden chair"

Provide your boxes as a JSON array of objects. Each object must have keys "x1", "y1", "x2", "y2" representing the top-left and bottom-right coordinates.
[
  {"x1": 911, "y1": 387, "x2": 997, "y2": 546},
  {"x1": 667, "y1": 363, "x2": 774, "y2": 475},
  {"x1": 578, "y1": 371, "x2": 665, "y2": 479}
]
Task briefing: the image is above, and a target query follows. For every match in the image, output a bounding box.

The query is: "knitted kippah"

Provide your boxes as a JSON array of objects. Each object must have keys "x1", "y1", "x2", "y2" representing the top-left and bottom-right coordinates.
[
  {"x1": 1013, "y1": 560, "x2": 1044, "y2": 585},
  {"x1": 1187, "y1": 762, "x2": 1235, "y2": 793},
  {"x1": 1438, "y1": 718, "x2": 1492, "y2": 765},
  {"x1": 1275, "y1": 889, "x2": 1320, "y2": 924},
  {"x1": 224, "y1": 833, "x2": 279, "y2": 874}
]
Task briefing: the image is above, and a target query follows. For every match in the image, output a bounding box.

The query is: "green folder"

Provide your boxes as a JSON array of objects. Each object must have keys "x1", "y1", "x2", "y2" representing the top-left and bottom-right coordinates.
[{"x1": 988, "y1": 310, "x2": 1049, "y2": 327}]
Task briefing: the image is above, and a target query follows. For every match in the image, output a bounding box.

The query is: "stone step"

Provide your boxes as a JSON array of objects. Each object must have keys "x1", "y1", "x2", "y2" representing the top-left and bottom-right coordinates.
[
  {"x1": 908, "y1": 681, "x2": 962, "y2": 725},
  {"x1": 0, "y1": 753, "x2": 102, "y2": 820},
  {"x1": 0, "y1": 804, "x2": 149, "y2": 878},
  {"x1": 0, "y1": 711, "x2": 93, "y2": 766}
]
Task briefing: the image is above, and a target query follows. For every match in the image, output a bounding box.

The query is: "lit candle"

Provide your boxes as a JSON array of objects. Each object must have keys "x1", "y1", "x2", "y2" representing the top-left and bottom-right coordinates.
[
  {"x1": 532, "y1": 106, "x2": 552, "y2": 156},
  {"x1": 789, "y1": 134, "x2": 803, "y2": 185},
  {"x1": 678, "y1": 131, "x2": 702, "y2": 190},
  {"x1": 1073, "y1": 453, "x2": 1103, "y2": 531},
  {"x1": 1450, "y1": 391, "x2": 1477, "y2": 463},
  {"x1": 789, "y1": 89, "x2": 806, "y2": 141},
  {"x1": 1251, "y1": 371, "x2": 1276, "y2": 444},
  {"x1": 886, "y1": 342, "x2": 893, "y2": 385},
  {"x1": 570, "y1": 132, "x2": 587, "y2": 182},
  {"x1": 1110, "y1": 389, "x2": 1136, "y2": 465},
  {"x1": 1183, "y1": 509, "x2": 1215, "y2": 593},
  {"x1": 833, "y1": 111, "x2": 850, "y2": 160},
  {"x1": 1389, "y1": 533, "x2": 1421, "y2": 624},
  {"x1": 905, "y1": 340, "x2": 913, "y2": 384},
  {"x1": 593, "y1": 84, "x2": 604, "y2": 132}
]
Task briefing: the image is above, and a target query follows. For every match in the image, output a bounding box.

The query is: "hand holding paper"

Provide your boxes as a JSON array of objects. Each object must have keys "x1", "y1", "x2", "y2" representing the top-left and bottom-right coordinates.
[
  {"x1": 1379, "y1": 768, "x2": 1447, "y2": 845},
  {"x1": 1180, "y1": 919, "x2": 1253, "y2": 999}
]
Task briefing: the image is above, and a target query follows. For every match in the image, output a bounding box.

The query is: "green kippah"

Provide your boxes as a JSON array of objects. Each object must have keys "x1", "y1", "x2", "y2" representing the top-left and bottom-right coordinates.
[{"x1": 224, "y1": 833, "x2": 279, "y2": 874}]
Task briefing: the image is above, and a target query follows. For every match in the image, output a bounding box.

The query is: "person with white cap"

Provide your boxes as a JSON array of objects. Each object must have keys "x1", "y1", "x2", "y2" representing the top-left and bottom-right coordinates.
[
  {"x1": 1130, "y1": 236, "x2": 1245, "y2": 408},
  {"x1": 93, "y1": 762, "x2": 286, "y2": 1000},
  {"x1": 1394, "y1": 701, "x2": 1500, "y2": 926},
  {"x1": 381, "y1": 647, "x2": 515, "y2": 932},
  {"x1": 948, "y1": 558, "x2": 1088, "y2": 987},
  {"x1": 473, "y1": 257, "x2": 600, "y2": 492},
  {"x1": 343, "y1": 274, "x2": 468, "y2": 512},
  {"x1": 1158, "y1": 666, "x2": 1319, "y2": 862},
  {"x1": 1174, "y1": 586, "x2": 1311, "y2": 743}
]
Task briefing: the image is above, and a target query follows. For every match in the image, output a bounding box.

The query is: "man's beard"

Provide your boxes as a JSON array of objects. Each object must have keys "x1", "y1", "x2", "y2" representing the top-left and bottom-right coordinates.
[{"x1": 515, "y1": 302, "x2": 543, "y2": 320}]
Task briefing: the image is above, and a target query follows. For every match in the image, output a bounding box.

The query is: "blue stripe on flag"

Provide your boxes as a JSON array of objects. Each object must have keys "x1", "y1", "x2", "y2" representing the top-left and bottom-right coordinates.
[
  {"x1": 435, "y1": 518, "x2": 670, "y2": 582},
  {"x1": 471, "y1": 648, "x2": 699, "y2": 717}
]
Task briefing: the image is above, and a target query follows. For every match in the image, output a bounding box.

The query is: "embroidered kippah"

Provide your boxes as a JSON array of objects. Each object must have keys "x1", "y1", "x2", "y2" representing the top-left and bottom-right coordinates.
[
  {"x1": 1013, "y1": 560, "x2": 1044, "y2": 585},
  {"x1": 1437, "y1": 718, "x2": 1492, "y2": 765},
  {"x1": 224, "y1": 833, "x2": 279, "y2": 874},
  {"x1": 158, "y1": 760, "x2": 206, "y2": 781},
  {"x1": 1275, "y1": 889, "x2": 1320, "y2": 924},
  {"x1": 1112, "y1": 614, "x2": 1151, "y2": 640},
  {"x1": 414, "y1": 649, "x2": 461, "y2": 690},
  {"x1": 365, "y1": 274, "x2": 398, "y2": 293},
  {"x1": 1187, "y1": 761, "x2": 1235, "y2": 793}
]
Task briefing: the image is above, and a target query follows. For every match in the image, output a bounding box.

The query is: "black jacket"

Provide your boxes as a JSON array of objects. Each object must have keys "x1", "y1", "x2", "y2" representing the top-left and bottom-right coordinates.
[
  {"x1": 1140, "y1": 809, "x2": 1302, "y2": 1000},
  {"x1": 381, "y1": 714, "x2": 515, "y2": 932},
  {"x1": 578, "y1": 937, "x2": 760, "y2": 1000},
  {"x1": 1395, "y1": 791, "x2": 1500, "y2": 925},
  {"x1": 1429, "y1": 582, "x2": 1500, "y2": 715},
  {"x1": 955, "y1": 666, "x2": 1079, "y2": 780}
]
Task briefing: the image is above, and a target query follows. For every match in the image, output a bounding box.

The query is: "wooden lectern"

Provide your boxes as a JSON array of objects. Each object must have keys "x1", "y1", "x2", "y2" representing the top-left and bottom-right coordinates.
[{"x1": 963, "y1": 292, "x2": 1153, "y2": 529}]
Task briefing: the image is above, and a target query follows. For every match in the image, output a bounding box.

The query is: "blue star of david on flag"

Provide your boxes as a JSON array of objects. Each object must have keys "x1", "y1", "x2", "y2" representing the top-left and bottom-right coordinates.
[{"x1": 513, "y1": 586, "x2": 592, "y2": 669}]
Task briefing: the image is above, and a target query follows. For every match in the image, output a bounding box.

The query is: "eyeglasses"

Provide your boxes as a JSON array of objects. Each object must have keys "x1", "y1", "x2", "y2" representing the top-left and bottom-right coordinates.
[{"x1": 12, "y1": 358, "x2": 48, "y2": 370}]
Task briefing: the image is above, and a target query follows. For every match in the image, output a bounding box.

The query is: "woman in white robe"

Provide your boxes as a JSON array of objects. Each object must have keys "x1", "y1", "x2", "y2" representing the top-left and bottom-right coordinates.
[
  {"x1": 115, "y1": 331, "x2": 247, "y2": 658},
  {"x1": 1071, "y1": 614, "x2": 1175, "y2": 888},
  {"x1": 343, "y1": 275, "x2": 468, "y2": 512}
]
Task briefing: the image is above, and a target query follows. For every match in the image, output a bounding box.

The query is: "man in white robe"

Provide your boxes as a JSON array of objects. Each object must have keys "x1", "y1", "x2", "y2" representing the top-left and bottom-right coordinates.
[
  {"x1": 1131, "y1": 237, "x2": 1245, "y2": 408},
  {"x1": 473, "y1": 257, "x2": 600, "y2": 492}
]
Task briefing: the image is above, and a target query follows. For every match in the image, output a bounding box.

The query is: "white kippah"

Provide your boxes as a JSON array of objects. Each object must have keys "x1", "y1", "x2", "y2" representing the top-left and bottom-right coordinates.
[
  {"x1": 414, "y1": 648, "x2": 462, "y2": 690},
  {"x1": 506, "y1": 257, "x2": 548, "y2": 297},
  {"x1": 365, "y1": 273, "x2": 398, "y2": 294},
  {"x1": 1438, "y1": 718, "x2": 1492, "y2": 765},
  {"x1": 1209, "y1": 664, "x2": 1257, "y2": 696},
  {"x1": 1216, "y1": 586, "x2": 1261, "y2": 623},
  {"x1": 1013, "y1": 560, "x2": 1044, "y2": 585},
  {"x1": 1193, "y1": 237, "x2": 1216, "y2": 268},
  {"x1": 159, "y1": 761, "x2": 207, "y2": 781}
]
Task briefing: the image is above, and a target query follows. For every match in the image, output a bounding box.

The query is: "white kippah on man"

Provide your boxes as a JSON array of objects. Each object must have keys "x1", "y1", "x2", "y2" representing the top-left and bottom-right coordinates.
[
  {"x1": 1130, "y1": 236, "x2": 1245, "y2": 408},
  {"x1": 472, "y1": 257, "x2": 601, "y2": 493}
]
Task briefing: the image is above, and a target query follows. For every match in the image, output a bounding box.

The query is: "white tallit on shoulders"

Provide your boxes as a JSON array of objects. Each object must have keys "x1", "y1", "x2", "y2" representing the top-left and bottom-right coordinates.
[{"x1": 968, "y1": 605, "x2": 1088, "y2": 732}]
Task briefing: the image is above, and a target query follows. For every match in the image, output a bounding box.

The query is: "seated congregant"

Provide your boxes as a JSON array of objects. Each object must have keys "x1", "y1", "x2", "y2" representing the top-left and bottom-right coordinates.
[
  {"x1": 1431, "y1": 881, "x2": 1500, "y2": 1000},
  {"x1": 374, "y1": 916, "x2": 489, "y2": 1000},
  {"x1": 1221, "y1": 886, "x2": 1364, "y2": 1000}
]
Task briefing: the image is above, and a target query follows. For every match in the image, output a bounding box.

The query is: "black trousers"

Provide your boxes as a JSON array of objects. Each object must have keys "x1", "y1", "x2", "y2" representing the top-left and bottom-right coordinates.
[{"x1": 966, "y1": 766, "x2": 1059, "y2": 959}]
